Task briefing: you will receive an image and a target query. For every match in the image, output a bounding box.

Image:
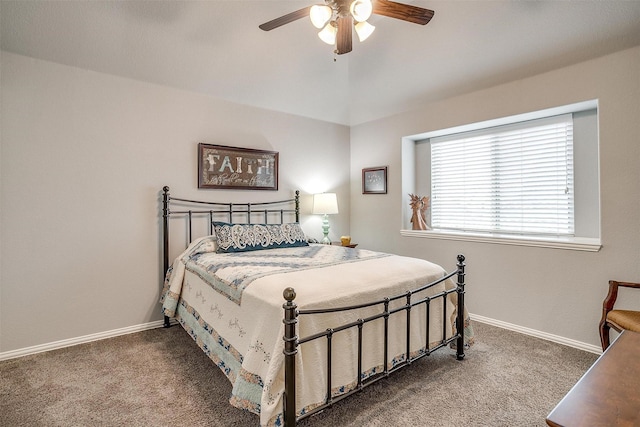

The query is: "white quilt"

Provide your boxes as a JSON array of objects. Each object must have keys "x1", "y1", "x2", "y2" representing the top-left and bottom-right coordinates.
[{"x1": 161, "y1": 238, "x2": 464, "y2": 426}]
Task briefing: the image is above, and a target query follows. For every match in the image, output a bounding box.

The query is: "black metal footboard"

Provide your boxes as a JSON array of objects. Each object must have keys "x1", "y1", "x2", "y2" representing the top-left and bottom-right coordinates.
[{"x1": 282, "y1": 254, "x2": 466, "y2": 427}]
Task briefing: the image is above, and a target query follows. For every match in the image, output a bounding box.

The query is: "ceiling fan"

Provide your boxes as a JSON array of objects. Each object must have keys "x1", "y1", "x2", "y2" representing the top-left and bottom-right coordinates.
[{"x1": 259, "y1": 0, "x2": 434, "y2": 55}]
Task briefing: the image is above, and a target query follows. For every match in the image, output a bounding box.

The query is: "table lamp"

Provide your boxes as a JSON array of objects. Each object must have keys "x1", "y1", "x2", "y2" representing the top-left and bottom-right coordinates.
[{"x1": 312, "y1": 193, "x2": 339, "y2": 244}]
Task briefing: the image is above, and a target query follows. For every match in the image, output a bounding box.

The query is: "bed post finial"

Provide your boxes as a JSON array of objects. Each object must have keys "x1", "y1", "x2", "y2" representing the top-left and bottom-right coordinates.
[
  {"x1": 456, "y1": 254, "x2": 466, "y2": 360},
  {"x1": 282, "y1": 287, "x2": 298, "y2": 427},
  {"x1": 283, "y1": 287, "x2": 296, "y2": 302}
]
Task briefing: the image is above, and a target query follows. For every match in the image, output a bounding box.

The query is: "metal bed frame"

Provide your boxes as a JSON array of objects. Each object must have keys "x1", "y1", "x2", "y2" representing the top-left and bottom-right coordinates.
[{"x1": 161, "y1": 186, "x2": 466, "y2": 427}]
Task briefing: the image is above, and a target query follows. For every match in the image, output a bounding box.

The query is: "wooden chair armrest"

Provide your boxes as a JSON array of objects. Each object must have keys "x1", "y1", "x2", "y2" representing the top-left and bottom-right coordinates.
[
  {"x1": 602, "y1": 281, "x2": 620, "y2": 317},
  {"x1": 602, "y1": 281, "x2": 640, "y2": 316},
  {"x1": 616, "y1": 281, "x2": 640, "y2": 289}
]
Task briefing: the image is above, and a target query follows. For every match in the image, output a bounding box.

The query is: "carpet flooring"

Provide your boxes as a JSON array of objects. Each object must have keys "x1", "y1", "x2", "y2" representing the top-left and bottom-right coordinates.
[{"x1": 0, "y1": 321, "x2": 598, "y2": 427}]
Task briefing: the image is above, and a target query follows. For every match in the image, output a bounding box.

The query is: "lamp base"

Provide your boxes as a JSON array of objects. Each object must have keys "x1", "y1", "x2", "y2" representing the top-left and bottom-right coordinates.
[{"x1": 321, "y1": 214, "x2": 331, "y2": 244}]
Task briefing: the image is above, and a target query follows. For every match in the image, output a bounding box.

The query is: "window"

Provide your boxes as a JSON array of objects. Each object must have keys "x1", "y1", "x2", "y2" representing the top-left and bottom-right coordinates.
[
  {"x1": 430, "y1": 115, "x2": 574, "y2": 237},
  {"x1": 401, "y1": 101, "x2": 601, "y2": 251}
]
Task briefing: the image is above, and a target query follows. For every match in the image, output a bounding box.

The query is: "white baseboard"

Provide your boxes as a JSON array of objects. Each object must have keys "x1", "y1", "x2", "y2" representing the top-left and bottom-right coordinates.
[
  {"x1": 2, "y1": 314, "x2": 600, "y2": 361},
  {"x1": 0, "y1": 319, "x2": 176, "y2": 361},
  {"x1": 471, "y1": 313, "x2": 602, "y2": 355}
]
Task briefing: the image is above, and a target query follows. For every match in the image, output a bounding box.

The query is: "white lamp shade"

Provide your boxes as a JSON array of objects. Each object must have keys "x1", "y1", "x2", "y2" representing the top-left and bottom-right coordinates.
[
  {"x1": 312, "y1": 193, "x2": 339, "y2": 215},
  {"x1": 310, "y1": 4, "x2": 332, "y2": 29},
  {"x1": 350, "y1": 0, "x2": 373, "y2": 22},
  {"x1": 355, "y1": 21, "x2": 375, "y2": 42},
  {"x1": 318, "y1": 22, "x2": 337, "y2": 45}
]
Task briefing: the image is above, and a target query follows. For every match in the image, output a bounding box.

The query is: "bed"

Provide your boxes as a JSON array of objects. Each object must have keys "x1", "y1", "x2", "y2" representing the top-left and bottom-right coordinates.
[{"x1": 160, "y1": 187, "x2": 472, "y2": 427}]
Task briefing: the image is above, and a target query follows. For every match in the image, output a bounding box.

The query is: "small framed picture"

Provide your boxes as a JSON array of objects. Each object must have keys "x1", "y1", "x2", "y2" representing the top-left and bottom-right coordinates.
[{"x1": 362, "y1": 166, "x2": 387, "y2": 194}]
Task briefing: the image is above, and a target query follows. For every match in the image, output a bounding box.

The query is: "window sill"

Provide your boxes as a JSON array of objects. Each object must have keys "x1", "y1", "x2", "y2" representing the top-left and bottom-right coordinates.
[{"x1": 400, "y1": 229, "x2": 601, "y2": 252}]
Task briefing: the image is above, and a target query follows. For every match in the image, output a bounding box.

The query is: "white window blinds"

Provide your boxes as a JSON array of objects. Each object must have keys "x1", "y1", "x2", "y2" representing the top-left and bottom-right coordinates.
[{"x1": 430, "y1": 114, "x2": 574, "y2": 236}]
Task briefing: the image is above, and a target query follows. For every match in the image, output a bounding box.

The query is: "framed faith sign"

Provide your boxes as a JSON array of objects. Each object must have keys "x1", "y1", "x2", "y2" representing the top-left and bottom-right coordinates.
[{"x1": 198, "y1": 143, "x2": 279, "y2": 190}]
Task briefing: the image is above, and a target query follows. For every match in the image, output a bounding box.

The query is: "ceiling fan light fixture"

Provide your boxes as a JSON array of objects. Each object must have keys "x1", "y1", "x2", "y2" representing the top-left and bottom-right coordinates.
[
  {"x1": 350, "y1": 0, "x2": 373, "y2": 22},
  {"x1": 318, "y1": 22, "x2": 337, "y2": 45},
  {"x1": 310, "y1": 4, "x2": 333, "y2": 29},
  {"x1": 259, "y1": 0, "x2": 435, "y2": 57},
  {"x1": 354, "y1": 20, "x2": 375, "y2": 42}
]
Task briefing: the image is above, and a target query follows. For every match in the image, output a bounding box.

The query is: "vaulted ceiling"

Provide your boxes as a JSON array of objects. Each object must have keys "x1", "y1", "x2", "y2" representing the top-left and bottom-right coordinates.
[{"x1": 2, "y1": 1, "x2": 640, "y2": 126}]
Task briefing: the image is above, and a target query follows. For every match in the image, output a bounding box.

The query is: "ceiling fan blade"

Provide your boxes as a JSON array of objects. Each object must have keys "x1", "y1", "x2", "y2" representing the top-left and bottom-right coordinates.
[
  {"x1": 259, "y1": 6, "x2": 312, "y2": 31},
  {"x1": 336, "y1": 15, "x2": 353, "y2": 55},
  {"x1": 372, "y1": 0, "x2": 434, "y2": 25}
]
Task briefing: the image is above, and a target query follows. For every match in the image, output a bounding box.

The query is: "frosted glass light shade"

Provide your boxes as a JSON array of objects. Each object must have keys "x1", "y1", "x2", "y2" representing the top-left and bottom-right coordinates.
[
  {"x1": 350, "y1": 0, "x2": 372, "y2": 22},
  {"x1": 355, "y1": 21, "x2": 375, "y2": 41},
  {"x1": 318, "y1": 23, "x2": 337, "y2": 45},
  {"x1": 310, "y1": 5, "x2": 332, "y2": 29},
  {"x1": 312, "y1": 193, "x2": 339, "y2": 214}
]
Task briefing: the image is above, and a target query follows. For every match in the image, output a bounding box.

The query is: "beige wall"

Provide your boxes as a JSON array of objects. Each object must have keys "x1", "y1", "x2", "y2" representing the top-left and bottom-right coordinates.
[
  {"x1": 2, "y1": 46, "x2": 639, "y2": 355},
  {"x1": 350, "y1": 46, "x2": 640, "y2": 348},
  {"x1": 0, "y1": 52, "x2": 351, "y2": 353}
]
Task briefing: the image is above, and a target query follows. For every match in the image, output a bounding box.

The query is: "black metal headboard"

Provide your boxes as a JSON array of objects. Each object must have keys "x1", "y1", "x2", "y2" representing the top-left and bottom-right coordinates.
[{"x1": 162, "y1": 185, "x2": 300, "y2": 275}]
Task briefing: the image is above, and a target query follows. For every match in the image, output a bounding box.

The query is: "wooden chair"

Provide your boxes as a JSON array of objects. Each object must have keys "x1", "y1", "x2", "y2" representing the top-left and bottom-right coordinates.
[{"x1": 599, "y1": 280, "x2": 640, "y2": 351}]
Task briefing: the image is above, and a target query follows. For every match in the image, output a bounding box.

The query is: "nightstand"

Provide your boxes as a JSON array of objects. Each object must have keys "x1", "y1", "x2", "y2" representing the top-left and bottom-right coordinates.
[{"x1": 331, "y1": 242, "x2": 358, "y2": 248}]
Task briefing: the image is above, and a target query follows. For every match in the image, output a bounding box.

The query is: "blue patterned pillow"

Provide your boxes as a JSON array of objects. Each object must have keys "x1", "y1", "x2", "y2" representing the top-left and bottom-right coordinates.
[{"x1": 213, "y1": 222, "x2": 309, "y2": 253}]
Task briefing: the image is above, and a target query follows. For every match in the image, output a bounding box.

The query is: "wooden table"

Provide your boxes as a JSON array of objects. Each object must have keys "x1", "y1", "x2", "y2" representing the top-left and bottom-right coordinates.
[
  {"x1": 546, "y1": 330, "x2": 640, "y2": 426},
  {"x1": 331, "y1": 241, "x2": 358, "y2": 248}
]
